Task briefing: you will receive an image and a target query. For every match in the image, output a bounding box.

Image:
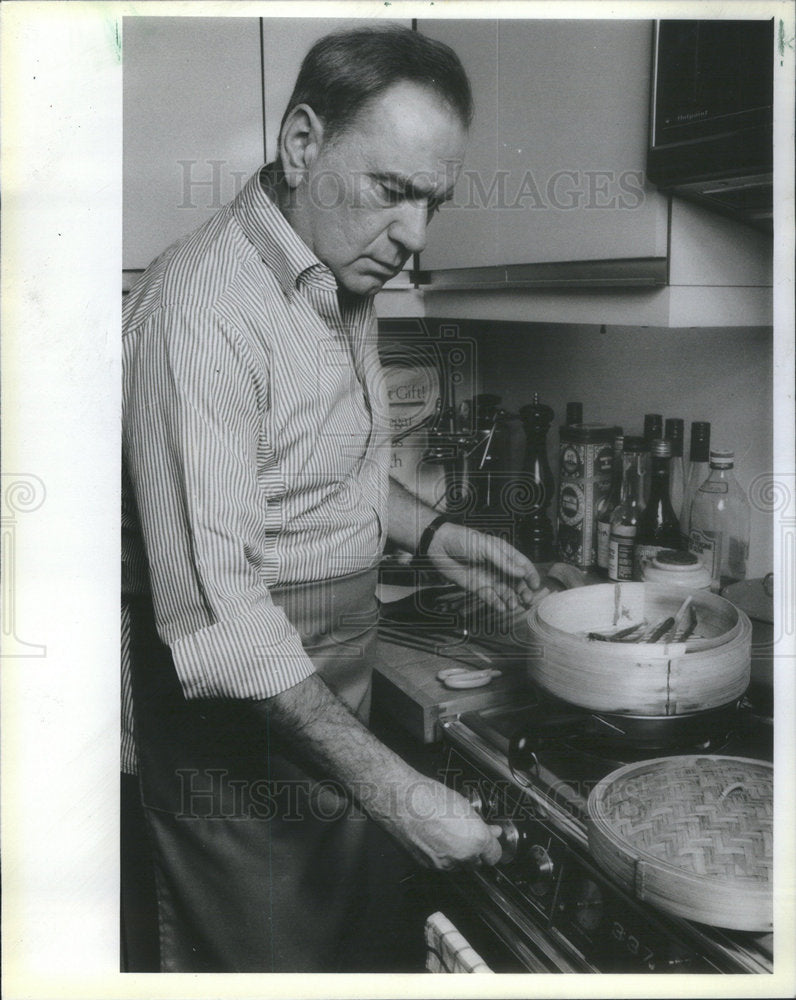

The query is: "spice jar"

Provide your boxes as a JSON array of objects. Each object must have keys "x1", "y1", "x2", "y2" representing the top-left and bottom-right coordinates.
[
  {"x1": 640, "y1": 549, "x2": 712, "y2": 590},
  {"x1": 557, "y1": 422, "x2": 620, "y2": 568}
]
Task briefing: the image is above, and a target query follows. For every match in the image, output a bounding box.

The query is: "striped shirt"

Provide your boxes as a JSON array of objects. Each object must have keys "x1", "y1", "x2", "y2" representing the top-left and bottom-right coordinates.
[{"x1": 121, "y1": 167, "x2": 391, "y2": 774}]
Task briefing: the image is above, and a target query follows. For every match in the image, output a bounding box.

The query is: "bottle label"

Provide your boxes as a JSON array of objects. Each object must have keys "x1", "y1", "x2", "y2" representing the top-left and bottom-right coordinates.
[
  {"x1": 596, "y1": 520, "x2": 611, "y2": 569},
  {"x1": 634, "y1": 543, "x2": 666, "y2": 581},
  {"x1": 608, "y1": 532, "x2": 635, "y2": 581},
  {"x1": 558, "y1": 483, "x2": 585, "y2": 526},
  {"x1": 557, "y1": 524, "x2": 582, "y2": 563},
  {"x1": 560, "y1": 444, "x2": 582, "y2": 478},
  {"x1": 689, "y1": 528, "x2": 719, "y2": 579},
  {"x1": 595, "y1": 445, "x2": 614, "y2": 476}
]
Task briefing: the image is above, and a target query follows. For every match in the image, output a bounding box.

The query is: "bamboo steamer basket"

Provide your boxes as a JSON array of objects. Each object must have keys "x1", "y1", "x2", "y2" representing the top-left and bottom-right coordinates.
[
  {"x1": 526, "y1": 583, "x2": 751, "y2": 715},
  {"x1": 587, "y1": 755, "x2": 773, "y2": 931}
]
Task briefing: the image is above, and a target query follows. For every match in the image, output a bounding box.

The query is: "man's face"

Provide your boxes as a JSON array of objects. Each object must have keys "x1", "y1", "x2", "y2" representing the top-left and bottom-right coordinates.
[{"x1": 301, "y1": 81, "x2": 468, "y2": 296}]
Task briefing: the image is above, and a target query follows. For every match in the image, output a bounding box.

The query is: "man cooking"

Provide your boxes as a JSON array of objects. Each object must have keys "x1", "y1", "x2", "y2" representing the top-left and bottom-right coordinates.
[{"x1": 121, "y1": 24, "x2": 540, "y2": 973}]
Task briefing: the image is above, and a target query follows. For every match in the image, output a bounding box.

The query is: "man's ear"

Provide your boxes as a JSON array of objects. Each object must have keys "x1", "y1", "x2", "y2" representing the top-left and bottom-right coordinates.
[{"x1": 279, "y1": 104, "x2": 325, "y2": 190}]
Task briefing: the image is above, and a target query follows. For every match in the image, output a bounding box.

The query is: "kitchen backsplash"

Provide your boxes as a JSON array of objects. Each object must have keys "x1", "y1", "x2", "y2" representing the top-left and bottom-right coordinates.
[{"x1": 381, "y1": 317, "x2": 774, "y2": 579}]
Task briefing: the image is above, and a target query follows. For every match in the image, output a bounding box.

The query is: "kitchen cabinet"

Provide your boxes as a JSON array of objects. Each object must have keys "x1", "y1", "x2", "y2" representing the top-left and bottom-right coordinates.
[
  {"x1": 123, "y1": 18, "x2": 264, "y2": 271},
  {"x1": 416, "y1": 19, "x2": 669, "y2": 277},
  {"x1": 414, "y1": 18, "x2": 772, "y2": 327},
  {"x1": 123, "y1": 16, "x2": 410, "y2": 281}
]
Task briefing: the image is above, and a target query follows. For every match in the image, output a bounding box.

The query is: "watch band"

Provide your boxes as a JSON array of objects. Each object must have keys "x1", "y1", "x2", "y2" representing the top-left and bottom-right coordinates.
[{"x1": 416, "y1": 514, "x2": 452, "y2": 558}]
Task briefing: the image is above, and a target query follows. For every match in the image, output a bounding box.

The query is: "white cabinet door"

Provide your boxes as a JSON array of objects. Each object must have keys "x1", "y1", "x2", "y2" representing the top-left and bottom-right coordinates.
[
  {"x1": 413, "y1": 19, "x2": 501, "y2": 270},
  {"x1": 123, "y1": 17, "x2": 264, "y2": 270},
  {"x1": 417, "y1": 19, "x2": 669, "y2": 271}
]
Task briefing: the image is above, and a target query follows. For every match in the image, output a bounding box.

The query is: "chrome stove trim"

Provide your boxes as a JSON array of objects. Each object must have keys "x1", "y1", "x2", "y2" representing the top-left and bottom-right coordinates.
[
  {"x1": 442, "y1": 717, "x2": 589, "y2": 848},
  {"x1": 461, "y1": 869, "x2": 592, "y2": 972}
]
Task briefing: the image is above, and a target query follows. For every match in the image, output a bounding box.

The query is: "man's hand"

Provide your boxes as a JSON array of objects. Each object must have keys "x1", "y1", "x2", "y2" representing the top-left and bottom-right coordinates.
[
  {"x1": 377, "y1": 777, "x2": 503, "y2": 871},
  {"x1": 260, "y1": 674, "x2": 502, "y2": 870},
  {"x1": 426, "y1": 521, "x2": 541, "y2": 613}
]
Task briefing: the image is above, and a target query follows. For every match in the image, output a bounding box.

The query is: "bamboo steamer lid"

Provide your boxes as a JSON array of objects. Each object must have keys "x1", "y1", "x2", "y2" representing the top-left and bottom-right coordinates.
[
  {"x1": 526, "y1": 583, "x2": 751, "y2": 715},
  {"x1": 587, "y1": 755, "x2": 772, "y2": 931}
]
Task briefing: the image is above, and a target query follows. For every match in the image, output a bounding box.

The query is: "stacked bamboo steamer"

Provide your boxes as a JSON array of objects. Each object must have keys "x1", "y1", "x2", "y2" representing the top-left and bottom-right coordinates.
[
  {"x1": 526, "y1": 583, "x2": 751, "y2": 715},
  {"x1": 587, "y1": 755, "x2": 773, "y2": 930}
]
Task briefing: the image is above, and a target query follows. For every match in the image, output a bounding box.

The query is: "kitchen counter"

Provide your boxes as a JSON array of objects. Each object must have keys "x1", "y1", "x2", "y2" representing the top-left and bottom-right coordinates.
[
  {"x1": 372, "y1": 564, "x2": 585, "y2": 744},
  {"x1": 373, "y1": 636, "x2": 530, "y2": 744},
  {"x1": 373, "y1": 571, "x2": 775, "y2": 744}
]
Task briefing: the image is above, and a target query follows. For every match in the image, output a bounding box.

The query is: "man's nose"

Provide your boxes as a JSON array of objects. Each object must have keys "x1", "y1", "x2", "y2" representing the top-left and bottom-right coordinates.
[{"x1": 388, "y1": 201, "x2": 429, "y2": 255}]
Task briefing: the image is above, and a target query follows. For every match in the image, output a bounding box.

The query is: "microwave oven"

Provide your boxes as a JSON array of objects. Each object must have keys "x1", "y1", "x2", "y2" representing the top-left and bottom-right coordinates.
[{"x1": 647, "y1": 19, "x2": 774, "y2": 228}]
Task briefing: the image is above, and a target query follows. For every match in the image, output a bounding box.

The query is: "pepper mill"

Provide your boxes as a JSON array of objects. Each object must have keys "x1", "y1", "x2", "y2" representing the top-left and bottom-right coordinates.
[{"x1": 517, "y1": 394, "x2": 555, "y2": 561}]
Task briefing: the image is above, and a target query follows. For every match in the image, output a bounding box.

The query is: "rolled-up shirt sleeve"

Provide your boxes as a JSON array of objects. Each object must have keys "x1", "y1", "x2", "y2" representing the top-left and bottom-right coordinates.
[{"x1": 123, "y1": 304, "x2": 315, "y2": 701}]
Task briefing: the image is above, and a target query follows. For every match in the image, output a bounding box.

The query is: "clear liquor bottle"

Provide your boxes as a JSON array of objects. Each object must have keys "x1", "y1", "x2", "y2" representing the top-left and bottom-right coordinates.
[
  {"x1": 682, "y1": 421, "x2": 710, "y2": 537},
  {"x1": 688, "y1": 450, "x2": 751, "y2": 592},
  {"x1": 608, "y1": 437, "x2": 645, "y2": 582}
]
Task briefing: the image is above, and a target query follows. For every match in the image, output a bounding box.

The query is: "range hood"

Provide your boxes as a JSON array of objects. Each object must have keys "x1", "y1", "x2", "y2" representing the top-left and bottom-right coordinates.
[{"x1": 647, "y1": 19, "x2": 774, "y2": 230}]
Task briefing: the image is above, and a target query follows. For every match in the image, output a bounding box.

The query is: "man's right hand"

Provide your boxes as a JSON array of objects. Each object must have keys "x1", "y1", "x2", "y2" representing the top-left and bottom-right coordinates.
[
  {"x1": 378, "y1": 776, "x2": 503, "y2": 870},
  {"x1": 260, "y1": 673, "x2": 502, "y2": 870}
]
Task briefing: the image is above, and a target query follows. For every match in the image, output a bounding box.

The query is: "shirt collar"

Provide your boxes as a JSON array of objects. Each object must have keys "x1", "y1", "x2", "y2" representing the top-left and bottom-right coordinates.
[{"x1": 233, "y1": 165, "x2": 334, "y2": 300}]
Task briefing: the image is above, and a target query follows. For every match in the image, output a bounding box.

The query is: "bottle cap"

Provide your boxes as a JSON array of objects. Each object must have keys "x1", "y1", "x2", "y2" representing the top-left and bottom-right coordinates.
[
  {"x1": 644, "y1": 413, "x2": 663, "y2": 441},
  {"x1": 709, "y1": 449, "x2": 734, "y2": 468},
  {"x1": 650, "y1": 438, "x2": 672, "y2": 458},
  {"x1": 655, "y1": 549, "x2": 699, "y2": 567},
  {"x1": 689, "y1": 421, "x2": 711, "y2": 462},
  {"x1": 623, "y1": 435, "x2": 646, "y2": 452},
  {"x1": 664, "y1": 418, "x2": 684, "y2": 456},
  {"x1": 559, "y1": 423, "x2": 618, "y2": 443}
]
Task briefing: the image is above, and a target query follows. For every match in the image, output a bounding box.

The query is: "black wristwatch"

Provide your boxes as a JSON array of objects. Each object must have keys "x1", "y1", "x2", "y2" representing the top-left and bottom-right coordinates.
[{"x1": 416, "y1": 514, "x2": 454, "y2": 558}]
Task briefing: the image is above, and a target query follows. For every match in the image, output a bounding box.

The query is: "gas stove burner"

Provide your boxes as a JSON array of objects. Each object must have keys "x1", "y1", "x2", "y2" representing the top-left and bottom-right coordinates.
[
  {"x1": 505, "y1": 695, "x2": 757, "y2": 774},
  {"x1": 551, "y1": 729, "x2": 735, "y2": 770}
]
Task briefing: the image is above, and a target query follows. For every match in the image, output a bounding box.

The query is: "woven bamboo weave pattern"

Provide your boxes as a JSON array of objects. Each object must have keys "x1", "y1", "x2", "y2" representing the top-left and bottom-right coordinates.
[{"x1": 591, "y1": 757, "x2": 772, "y2": 883}]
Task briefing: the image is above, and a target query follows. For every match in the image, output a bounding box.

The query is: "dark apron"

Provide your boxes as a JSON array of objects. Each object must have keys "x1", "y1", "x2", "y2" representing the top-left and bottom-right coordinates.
[{"x1": 128, "y1": 569, "x2": 380, "y2": 972}]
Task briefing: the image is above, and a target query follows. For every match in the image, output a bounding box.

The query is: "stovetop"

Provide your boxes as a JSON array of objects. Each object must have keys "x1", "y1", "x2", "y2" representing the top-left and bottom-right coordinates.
[{"x1": 440, "y1": 690, "x2": 774, "y2": 973}]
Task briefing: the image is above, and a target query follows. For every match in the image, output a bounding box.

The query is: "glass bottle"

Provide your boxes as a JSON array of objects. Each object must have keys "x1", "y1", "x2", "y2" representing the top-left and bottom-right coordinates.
[
  {"x1": 633, "y1": 438, "x2": 684, "y2": 580},
  {"x1": 608, "y1": 437, "x2": 645, "y2": 582},
  {"x1": 517, "y1": 395, "x2": 555, "y2": 562},
  {"x1": 643, "y1": 413, "x2": 663, "y2": 445},
  {"x1": 665, "y1": 417, "x2": 686, "y2": 522},
  {"x1": 682, "y1": 421, "x2": 711, "y2": 537},
  {"x1": 641, "y1": 414, "x2": 662, "y2": 506},
  {"x1": 595, "y1": 433, "x2": 624, "y2": 576},
  {"x1": 688, "y1": 449, "x2": 751, "y2": 592}
]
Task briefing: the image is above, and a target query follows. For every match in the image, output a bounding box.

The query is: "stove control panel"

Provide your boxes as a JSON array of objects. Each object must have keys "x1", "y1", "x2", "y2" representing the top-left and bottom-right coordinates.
[{"x1": 444, "y1": 746, "x2": 722, "y2": 972}]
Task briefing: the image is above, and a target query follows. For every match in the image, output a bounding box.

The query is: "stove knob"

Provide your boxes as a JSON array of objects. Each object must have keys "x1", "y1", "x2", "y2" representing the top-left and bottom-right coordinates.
[
  {"x1": 572, "y1": 878, "x2": 604, "y2": 931},
  {"x1": 526, "y1": 843, "x2": 555, "y2": 895},
  {"x1": 495, "y1": 819, "x2": 523, "y2": 865},
  {"x1": 466, "y1": 787, "x2": 486, "y2": 816},
  {"x1": 465, "y1": 789, "x2": 522, "y2": 864}
]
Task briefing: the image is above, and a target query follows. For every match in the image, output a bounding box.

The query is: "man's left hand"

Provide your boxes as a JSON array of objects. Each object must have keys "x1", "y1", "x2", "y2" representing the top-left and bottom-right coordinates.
[{"x1": 425, "y1": 522, "x2": 541, "y2": 613}]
